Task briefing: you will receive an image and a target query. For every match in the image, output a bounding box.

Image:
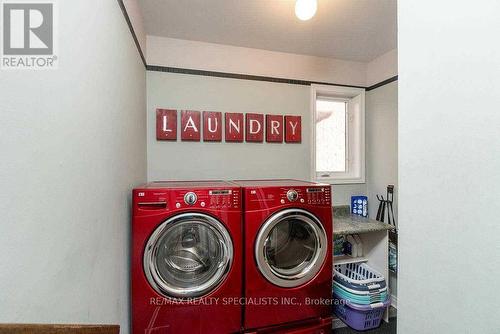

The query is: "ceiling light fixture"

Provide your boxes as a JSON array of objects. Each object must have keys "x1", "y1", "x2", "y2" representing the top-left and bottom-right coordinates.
[{"x1": 295, "y1": 0, "x2": 317, "y2": 21}]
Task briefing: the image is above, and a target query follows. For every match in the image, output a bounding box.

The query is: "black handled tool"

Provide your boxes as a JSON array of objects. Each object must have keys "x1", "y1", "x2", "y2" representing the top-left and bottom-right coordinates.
[
  {"x1": 386, "y1": 185, "x2": 396, "y2": 227},
  {"x1": 376, "y1": 185, "x2": 397, "y2": 226},
  {"x1": 376, "y1": 195, "x2": 386, "y2": 222}
]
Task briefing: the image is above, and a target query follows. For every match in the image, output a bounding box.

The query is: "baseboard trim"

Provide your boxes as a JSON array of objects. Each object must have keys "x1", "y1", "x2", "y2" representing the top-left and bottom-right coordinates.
[{"x1": 391, "y1": 294, "x2": 398, "y2": 309}]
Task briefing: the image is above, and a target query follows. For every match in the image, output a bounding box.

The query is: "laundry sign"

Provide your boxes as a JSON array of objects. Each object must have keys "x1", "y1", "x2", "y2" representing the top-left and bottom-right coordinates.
[{"x1": 156, "y1": 109, "x2": 301, "y2": 143}]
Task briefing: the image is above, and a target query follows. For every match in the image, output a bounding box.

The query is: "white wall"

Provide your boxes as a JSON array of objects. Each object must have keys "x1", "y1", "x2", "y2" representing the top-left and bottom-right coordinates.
[
  {"x1": 147, "y1": 37, "x2": 398, "y2": 88},
  {"x1": 399, "y1": 1, "x2": 500, "y2": 333},
  {"x1": 147, "y1": 71, "x2": 365, "y2": 205},
  {"x1": 366, "y1": 49, "x2": 398, "y2": 87},
  {"x1": 147, "y1": 36, "x2": 367, "y2": 87},
  {"x1": 0, "y1": 1, "x2": 146, "y2": 332}
]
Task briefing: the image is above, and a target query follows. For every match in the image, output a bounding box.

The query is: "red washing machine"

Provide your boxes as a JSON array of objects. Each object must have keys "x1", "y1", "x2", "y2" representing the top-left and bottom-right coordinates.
[
  {"x1": 132, "y1": 181, "x2": 242, "y2": 334},
  {"x1": 233, "y1": 180, "x2": 333, "y2": 333}
]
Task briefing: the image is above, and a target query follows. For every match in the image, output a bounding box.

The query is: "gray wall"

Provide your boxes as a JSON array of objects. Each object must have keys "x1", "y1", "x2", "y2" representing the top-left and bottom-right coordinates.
[
  {"x1": 147, "y1": 71, "x2": 310, "y2": 180},
  {"x1": 366, "y1": 81, "x2": 398, "y2": 220},
  {"x1": 0, "y1": 1, "x2": 146, "y2": 332},
  {"x1": 147, "y1": 71, "x2": 366, "y2": 205},
  {"x1": 366, "y1": 81, "x2": 398, "y2": 300},
  {"x1": 399, "y1": 1, "x2": 500, "y2": 333}
]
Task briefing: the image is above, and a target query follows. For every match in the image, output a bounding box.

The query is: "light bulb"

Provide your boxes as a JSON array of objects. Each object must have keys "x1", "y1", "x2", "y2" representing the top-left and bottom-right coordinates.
[{"x1": 295, "y1": 0, "x2": 317, "y2": 21}]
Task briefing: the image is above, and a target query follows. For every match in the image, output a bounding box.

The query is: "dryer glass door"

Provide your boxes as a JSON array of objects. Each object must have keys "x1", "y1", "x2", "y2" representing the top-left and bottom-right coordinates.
[
  {"x1": 255, "y1": 209, "x2": 327, "y2": 287},
  {"x1": 144, "y1": 213, "x2": 233, "y2": 299}
]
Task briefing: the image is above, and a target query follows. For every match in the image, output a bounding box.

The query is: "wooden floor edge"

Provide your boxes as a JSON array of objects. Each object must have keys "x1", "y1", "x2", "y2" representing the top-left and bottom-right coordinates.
[{"x1": 0, "y1": 324, "x2": 119, "y2": 334}]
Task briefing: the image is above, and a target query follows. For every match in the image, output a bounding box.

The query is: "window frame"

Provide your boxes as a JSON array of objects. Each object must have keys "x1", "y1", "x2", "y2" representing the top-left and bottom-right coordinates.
[{"x1": 310, "y1": 84, "x2": 366, "y2": 184}]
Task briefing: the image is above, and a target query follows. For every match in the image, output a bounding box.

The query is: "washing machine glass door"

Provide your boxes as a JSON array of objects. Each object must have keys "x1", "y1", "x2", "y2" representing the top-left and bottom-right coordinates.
[
  {"x1": 255, "y1": 208, "x2": 327, "y2": 287},
  {"x1": 144, "y1": 212, "x2": 233, "y2": 299}
]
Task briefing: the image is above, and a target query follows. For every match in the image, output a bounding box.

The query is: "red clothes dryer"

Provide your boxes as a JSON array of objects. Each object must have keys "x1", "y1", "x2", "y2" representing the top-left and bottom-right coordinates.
[
  {"x1": 132, "y1": 181, "x2": 242, "y2": 334},
  {"x1": 233, "y1": 180, "x2": 333, "y2": 333}
]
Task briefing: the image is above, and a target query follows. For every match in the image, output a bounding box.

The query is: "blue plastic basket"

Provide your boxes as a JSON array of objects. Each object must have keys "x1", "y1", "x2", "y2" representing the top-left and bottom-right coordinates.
[
  {"x1": 334, "y1": 263, "x2": 385, "y2": 291},
  {"x1": 333, "y1": 283, "x2": 388, "y2": 305},
  {"x1": 333, "y1": 281, "x2": 387, "y2": 295},
  {"x1": 334, "y1": 275, "x2": 386, "y2": 291},
  {"x1": 333, "y1": 294, "x2": 390, "y2": 331}
]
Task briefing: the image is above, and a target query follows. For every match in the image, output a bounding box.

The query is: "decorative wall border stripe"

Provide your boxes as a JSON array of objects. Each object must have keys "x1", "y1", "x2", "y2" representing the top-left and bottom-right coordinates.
[
  {"x1": 146, "y1": 65, "x2": 367, "y2": 89},
  {"x1": 117, "y1": 0, "x2": 147, "y2": 67},
  {"x1": 366, "y1": 75, "x2": 398, "y2": 91},
  {"x1": 117, "y1": 2, "x2": 397, "y2": 91}
]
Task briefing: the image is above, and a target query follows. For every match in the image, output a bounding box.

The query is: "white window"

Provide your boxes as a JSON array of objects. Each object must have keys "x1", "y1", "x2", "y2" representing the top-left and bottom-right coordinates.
[{"x1": 311, "y1": 85, "x2": 365, "y2": 184}]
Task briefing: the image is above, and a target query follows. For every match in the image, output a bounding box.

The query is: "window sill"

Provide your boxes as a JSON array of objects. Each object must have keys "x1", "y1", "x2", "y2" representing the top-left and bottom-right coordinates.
[{"x1": 315, "y1": 177, "x2": 366, "y2": 185}]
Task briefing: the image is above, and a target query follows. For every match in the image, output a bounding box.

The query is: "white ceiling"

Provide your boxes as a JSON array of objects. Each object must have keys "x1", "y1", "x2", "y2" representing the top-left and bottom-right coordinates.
[{"x1": 138, "y1": 0, "x2": 397, "y2": 62}]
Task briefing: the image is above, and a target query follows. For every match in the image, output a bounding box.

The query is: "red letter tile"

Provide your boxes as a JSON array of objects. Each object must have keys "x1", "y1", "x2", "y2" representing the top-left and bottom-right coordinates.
[
  {"x1": 225, "y1": 113, "x2": 244, "y2": 142},
  {"x1": 266, "y1": 115, "x2": 283, "y2": 142},
  {"x1": 285, "y1": 115, "x2": 301, "y2": 143},
  {"x1": 156, "y1": 109, "x2": 177, "y2": 141},
  {"x1": 203, "y1": 111, "x2": 222, "y2": 141},
  {"x1": 245, "y1": 113, "x2": 264, "y2": 142},
  {"x1": 181, "y1": 110, "x2": 201, "y2": 141}
]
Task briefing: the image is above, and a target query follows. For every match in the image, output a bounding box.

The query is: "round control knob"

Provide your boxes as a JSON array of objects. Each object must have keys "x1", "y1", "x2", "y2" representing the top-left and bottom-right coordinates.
[
  {"x1": 287, "y1": 189, "x2": 299, "y2": 202},
  {"x1": 184, "y1": 192, "x2": 197, "y2": 205}
]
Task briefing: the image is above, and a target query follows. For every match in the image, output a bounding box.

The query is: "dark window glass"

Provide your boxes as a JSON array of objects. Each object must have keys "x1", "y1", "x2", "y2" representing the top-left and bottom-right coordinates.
[
  {"x1": 264, "y1": 218, "x2": 317, "y2": 276},
  {"x1": 155, "y1": 221, "x2": 224, "y2": 289}
]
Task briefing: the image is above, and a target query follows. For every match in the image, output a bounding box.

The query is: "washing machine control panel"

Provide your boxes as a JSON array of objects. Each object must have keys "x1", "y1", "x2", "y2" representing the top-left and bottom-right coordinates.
[
  {"x1": 184, "y1": 192, "x2": 198, "y2": 205},
  {"x1": 286, "y1": 189, "x2": 299, "y2": 202},
  {"x1": 134, "y1": 188, "x2": 240, "y2": 211},
  {"x1": 176, "y1": 189, "x2": 240, "y2": 209}
]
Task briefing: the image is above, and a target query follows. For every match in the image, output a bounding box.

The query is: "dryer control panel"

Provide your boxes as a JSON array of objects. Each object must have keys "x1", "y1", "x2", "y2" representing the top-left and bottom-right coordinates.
[
  {"x1": 305, "y1": 187, "x2": 331, "y2": 205},
  {"x1": 245, "y1": 185, "x2": 331, "y2": 210},
  {"x1": 208, "y1": 189, "x2": 240, "y2": 209},
  {"x1": 277, "y1": 186, "x2": 331, "y2": 206}
]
